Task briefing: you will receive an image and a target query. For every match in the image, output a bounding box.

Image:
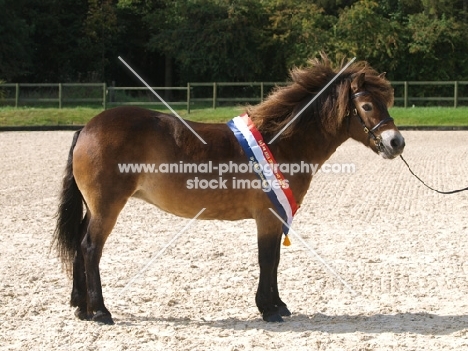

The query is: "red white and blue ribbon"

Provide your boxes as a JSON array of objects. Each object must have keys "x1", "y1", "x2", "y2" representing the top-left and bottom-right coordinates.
[{"x1": 227, "y1": 114, "x2": 298, "y2": 236}]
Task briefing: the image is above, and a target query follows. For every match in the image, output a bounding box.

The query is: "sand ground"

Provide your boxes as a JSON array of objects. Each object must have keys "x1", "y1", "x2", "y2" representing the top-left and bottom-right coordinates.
[{"x1": 0, "y1": 130, "x2": 467, "y2": 350}]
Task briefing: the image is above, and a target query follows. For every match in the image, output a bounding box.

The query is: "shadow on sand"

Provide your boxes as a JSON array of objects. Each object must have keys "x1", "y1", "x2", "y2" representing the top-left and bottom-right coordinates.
[{"x1": 117, "y1": 312, "x2": 468, "y2": 335}]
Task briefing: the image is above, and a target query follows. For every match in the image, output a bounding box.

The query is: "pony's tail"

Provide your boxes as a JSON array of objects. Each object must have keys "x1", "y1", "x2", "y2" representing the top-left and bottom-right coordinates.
[{"x1": 52, "y1": 130, "x2": 84, "y2": 276}]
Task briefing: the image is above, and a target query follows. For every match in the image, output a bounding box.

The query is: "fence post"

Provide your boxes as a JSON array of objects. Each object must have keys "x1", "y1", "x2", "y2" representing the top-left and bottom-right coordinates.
[
  {"x1": 260, "y1": 82, "x2": 264, "y2": 102},
  {"x1": 15, "y1": 83, "x2": 19, "y2": 108},
  {"x1": 187, "y1": 82, "x2": 191, "y2": 114},
  {"x1": 404, "y1": 81, "x2": 408, "y2": 108},
  {"x1": 454, "y1": 81, "x2": 458, "y2": 108},
  {"x1": 213, "y1": 82, "x2": 217, "y2": 109},
  {"x1": 58, "y1": 83, "x2": 62, "y2": 109},
  {"x1": 103, "y1": 82, "x2": 107, "y2": 110}
]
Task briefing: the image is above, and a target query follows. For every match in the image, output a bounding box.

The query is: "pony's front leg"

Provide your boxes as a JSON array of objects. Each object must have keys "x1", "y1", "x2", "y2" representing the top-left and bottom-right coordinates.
[
  {"x1": 272, "y1": 242, "x2": 291, "y2": 317},
  {"x1": 255, "y1": 214, "x2": 284, "y2": 322}
]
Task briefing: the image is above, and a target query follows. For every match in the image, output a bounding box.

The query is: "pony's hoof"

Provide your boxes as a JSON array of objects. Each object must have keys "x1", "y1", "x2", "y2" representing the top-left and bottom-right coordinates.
[
  {"x1": 92, "y1": 311, "x2": 114, "y2": 325},
  {"x1": 74, "y1": 307, "x2": 91, "y2": 321},
  {"x1": 263, "y1": 312, "x2": 284, "y2": 323},
  {"x1": 278, "y1": 305, "x2": 291, "y2": 317}
]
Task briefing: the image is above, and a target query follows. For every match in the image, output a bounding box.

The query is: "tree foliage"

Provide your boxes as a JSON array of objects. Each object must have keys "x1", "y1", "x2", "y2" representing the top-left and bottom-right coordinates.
[
  {"x1": 141, "y1": 0, "x2": 282, "y2": 82},
  {"x1": 1, "y1": 0, "x2": 468, "y2": 83},
  {"x1": 333, "y1": 0, "x2": 401, "y2": 74},
  {"x1": 0, "y1": 0, "x2": 33, "y2": 80},
  {"x1": 268, "y1": 0, "x2": 335, "y2": 68},
  {"x1": 79, "y1": 0, "x2": 120, "y2": 81}
]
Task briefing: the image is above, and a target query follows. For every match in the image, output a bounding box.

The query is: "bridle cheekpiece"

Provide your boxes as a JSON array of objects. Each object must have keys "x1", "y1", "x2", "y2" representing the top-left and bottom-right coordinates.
[{"x1": 349, "y1": 91, "x2": 394, "y2": 153}]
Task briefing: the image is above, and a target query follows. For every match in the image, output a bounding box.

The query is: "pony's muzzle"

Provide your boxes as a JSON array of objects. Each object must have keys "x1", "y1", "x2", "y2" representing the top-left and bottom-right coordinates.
[{"x1": 379, "y1": 130, "x2": 405, "y2": 159}]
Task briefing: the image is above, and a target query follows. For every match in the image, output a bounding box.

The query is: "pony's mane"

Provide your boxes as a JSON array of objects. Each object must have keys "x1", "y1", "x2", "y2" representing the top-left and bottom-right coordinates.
[{"x1": 247, "y1": 54, "x2": 394, "y2": 138}]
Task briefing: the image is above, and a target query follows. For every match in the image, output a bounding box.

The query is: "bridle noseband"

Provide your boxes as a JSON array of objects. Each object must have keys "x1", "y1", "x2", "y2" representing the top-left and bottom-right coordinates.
[{"x1": 349, "y1": 91, "x2": 394, "y2": 152}]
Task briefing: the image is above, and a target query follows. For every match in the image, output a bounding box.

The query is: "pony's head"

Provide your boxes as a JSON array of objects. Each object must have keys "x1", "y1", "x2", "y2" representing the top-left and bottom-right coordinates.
[
  {"x1": 346, "y1": 71, "x2": 405, "y2": 159},
  {"x1": 248, "y1": 54, "x2": 405, "y2": 159}
]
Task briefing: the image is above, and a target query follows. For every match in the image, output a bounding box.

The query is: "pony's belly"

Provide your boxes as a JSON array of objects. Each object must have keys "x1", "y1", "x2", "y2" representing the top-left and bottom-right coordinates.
[{"x1": 133, "y1": 178, "x2": 257, "y2": 221}]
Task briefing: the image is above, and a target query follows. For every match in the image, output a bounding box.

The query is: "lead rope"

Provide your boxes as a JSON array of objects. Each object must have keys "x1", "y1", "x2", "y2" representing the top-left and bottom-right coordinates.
[{"x1": 400, "y1": 155, "x2": 468, "y2": 195}]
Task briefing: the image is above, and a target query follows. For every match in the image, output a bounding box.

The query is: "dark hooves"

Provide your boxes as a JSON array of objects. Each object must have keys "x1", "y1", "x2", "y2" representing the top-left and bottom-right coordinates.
[
  {"x1": 74, "y1": 307, "x2": 91, "y2": 321},
  {"x1": 91, "y1": 311, "x2": 115, "y2": 325},
  {"x1": 278, "y1": 305, "x2": 292, "y2": 317},
  {"x1": 263, "y1": 312, "x2": 284, "y2": 323}
]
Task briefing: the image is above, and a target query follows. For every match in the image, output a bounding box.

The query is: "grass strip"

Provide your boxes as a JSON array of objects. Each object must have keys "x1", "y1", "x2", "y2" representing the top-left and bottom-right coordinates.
[{"x1": 0, "y1": 106, "x2": 466, "y2": 127}]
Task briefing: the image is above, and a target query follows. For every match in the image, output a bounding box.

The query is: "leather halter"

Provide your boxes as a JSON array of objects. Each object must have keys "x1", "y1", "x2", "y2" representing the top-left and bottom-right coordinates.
[{"x1": 349, "y1": 91, "x2": 394, "y2": 152}]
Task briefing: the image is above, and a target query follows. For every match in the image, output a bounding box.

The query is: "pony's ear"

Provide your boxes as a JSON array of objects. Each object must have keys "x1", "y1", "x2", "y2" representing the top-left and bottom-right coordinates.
[
  {"x1": 350, "y1": 73, "x2": 365, "y2": 93},
  {"x1": 379, "y1": 72, "x2": 387, "y2": 79}
]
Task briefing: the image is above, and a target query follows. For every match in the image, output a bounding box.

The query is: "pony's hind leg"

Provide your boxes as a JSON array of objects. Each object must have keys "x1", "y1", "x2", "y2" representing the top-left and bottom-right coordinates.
[
  {"x1": 80, "y1": 197, "x2": 129, "y2": 325},
  {"x1": 70, "y1": 213, "x2": 90, "y2": 320},
  {"x1": 70, "y1": 126, "x2": 140, "y2": 324}
]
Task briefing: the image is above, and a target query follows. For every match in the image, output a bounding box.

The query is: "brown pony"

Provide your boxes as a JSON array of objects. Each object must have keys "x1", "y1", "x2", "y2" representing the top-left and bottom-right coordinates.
[{"x1": 53, "y1": 56, "x2": 405, "y2": 324}]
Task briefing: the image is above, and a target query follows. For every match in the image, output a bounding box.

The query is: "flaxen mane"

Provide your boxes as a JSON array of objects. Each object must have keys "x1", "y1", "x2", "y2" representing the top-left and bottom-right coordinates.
[{"x1": 248, "y1": 54, "x2": 394, "y2": 138}]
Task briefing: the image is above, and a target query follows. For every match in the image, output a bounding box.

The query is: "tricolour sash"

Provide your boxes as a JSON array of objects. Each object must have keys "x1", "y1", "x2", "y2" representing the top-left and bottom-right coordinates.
[{"x1": 227, "y1": 114, "x2": 298, "y2": 244}]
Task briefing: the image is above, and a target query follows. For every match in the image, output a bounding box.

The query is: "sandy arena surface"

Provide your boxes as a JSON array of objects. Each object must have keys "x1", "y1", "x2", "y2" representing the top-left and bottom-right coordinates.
[{"x1": 0, "y1": 130, "x2": 467, "y2": 350}]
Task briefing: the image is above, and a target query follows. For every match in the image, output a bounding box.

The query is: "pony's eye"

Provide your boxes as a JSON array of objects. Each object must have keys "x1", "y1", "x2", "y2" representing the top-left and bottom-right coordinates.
[{"x1": 362, "y1": 104, "x2": 372, "y2": 112}]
